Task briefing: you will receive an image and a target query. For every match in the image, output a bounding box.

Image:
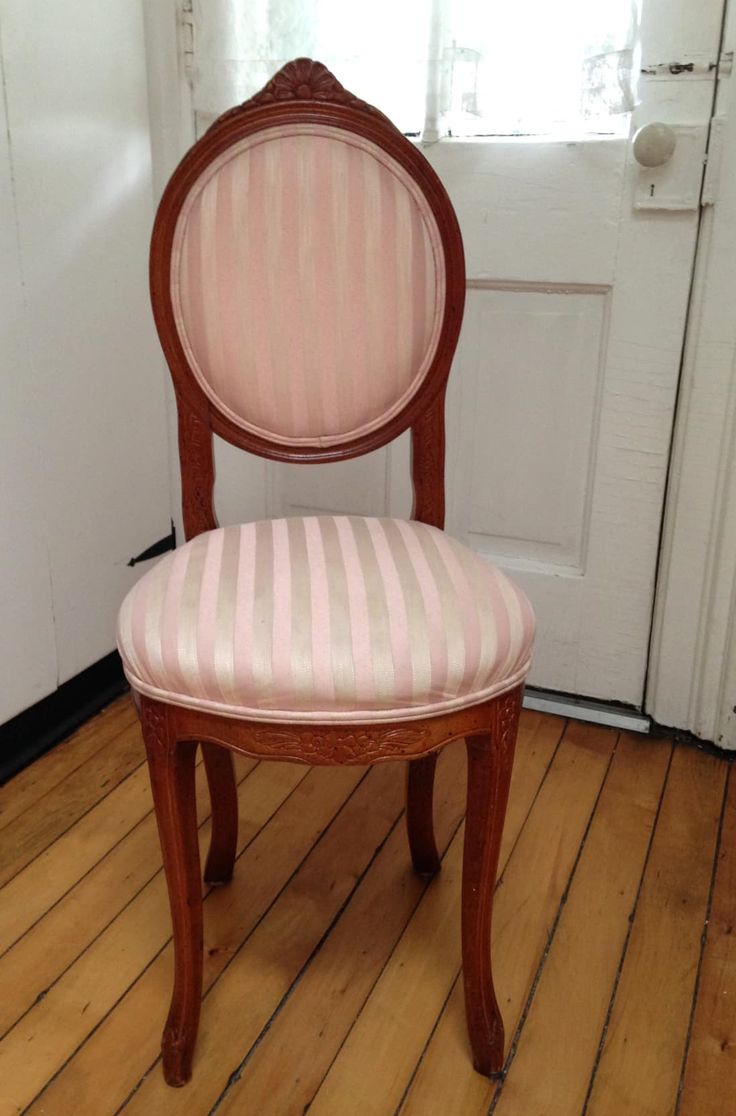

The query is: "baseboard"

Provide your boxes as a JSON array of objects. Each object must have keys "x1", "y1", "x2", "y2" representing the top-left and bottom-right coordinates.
[{"x1": 0, "y1": 651, "x2": 128, "y2": 785}]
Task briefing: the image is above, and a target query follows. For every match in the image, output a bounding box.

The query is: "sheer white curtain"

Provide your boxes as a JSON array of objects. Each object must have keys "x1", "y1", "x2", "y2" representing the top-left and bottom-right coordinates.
[{"x1": 192, "y1": 0, "x2": 640, "y2": 139}]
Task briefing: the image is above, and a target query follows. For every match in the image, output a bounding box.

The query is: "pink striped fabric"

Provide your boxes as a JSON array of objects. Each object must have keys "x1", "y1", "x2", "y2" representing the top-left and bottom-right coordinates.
[
  {"x1": 117, "y1": 518, "x2": 535, "y2": 724},
  {"x1": 170, "y1": 125, "x2": 445, "y2": 447}
]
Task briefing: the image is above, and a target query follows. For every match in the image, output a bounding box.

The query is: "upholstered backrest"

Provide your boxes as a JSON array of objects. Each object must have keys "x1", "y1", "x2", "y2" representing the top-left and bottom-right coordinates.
[
  {"x1": 150, "y1": 60, "x2": 465, "y2": 538},
  {"x1": 171, "y1": 124, "x2": 445, "y2": 448}
]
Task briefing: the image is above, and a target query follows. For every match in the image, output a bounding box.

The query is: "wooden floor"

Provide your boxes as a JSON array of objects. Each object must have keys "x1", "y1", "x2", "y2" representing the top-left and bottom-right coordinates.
[{"x1": 0, "y1": 696, "x2": 733, "y2": 1115}]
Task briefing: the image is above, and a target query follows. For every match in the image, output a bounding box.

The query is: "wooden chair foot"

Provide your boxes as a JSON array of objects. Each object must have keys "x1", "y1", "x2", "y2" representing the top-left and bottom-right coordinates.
[
  {"x1": 162, "y1": 1022, "x2": 196, "y2": 1086},
  {"x1": 470, "y1": 1034, "x2": 505, "y2": 1078},
  {"x1": 406, "y1": 753, "x2": 441, "y2": 876},
  {"x1": 201, "y1": 742, "x2": 238, "y2": 885},
  {"x1": 461, "y1": 688, "x2": 522, "y2": 1078}
]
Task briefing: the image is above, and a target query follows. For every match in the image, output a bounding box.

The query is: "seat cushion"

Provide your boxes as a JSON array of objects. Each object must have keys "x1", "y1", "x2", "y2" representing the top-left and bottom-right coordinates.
[{"x1": 117, "y1": 517, "x2": 534, "y2": 724}]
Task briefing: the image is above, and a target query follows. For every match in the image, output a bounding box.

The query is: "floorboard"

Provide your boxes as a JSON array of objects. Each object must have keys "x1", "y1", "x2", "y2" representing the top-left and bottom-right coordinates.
[
  {"x1": 0, "y1": 699, "x2": 136, "y2": 831},
  {"x1": 584, "y1": 746, "x2": 727, "y2": 1116},
  {"x1": 399, "y1": 720, "x2": 615, "y2": 1116},
  {"x1": 491, "y1": 733, "x2": 671, "y2": 1116},
  {"x1": 0, "y1": 755, "x2": 256, "y2": 1039},
  {"x1": 678, "y1": 767, "x2": 735, "y2": 1116},
  {"x1": 0, "y1": 705, "x2": 141, "y2": 885},
  {"x1": 0, "y1": 696, "x2": 731, "y2": 1116}
]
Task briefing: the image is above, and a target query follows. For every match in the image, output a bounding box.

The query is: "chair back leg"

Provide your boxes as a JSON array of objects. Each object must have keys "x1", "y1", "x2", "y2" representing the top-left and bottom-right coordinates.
[
  {"x1": 141, "y1": 701, "x2": 203, "y2": 1087},
  {"x1": 461, "y1": 686, "x2": 522, "y2": 1076},
  {"x1": 201, "y1": 742, "x2": 238, "y2": 884},
  {"x1": 405, "y1": 753, "x2": 441, "y2": 876}
]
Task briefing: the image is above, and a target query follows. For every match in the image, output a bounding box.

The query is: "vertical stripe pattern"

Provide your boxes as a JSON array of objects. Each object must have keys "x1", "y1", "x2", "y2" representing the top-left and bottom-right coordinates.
[
  {"x1": 170, "y1": 125, "x2": 445, "y2": 447},
  {"x1": 118, "y1": 518, "x2": 535, "y2": 724}
]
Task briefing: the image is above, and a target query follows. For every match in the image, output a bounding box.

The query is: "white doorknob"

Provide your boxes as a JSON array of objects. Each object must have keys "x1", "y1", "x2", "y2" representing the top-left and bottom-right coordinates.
[{"x1": 632, "y1": 122, "x2": 677, "y2": 167}]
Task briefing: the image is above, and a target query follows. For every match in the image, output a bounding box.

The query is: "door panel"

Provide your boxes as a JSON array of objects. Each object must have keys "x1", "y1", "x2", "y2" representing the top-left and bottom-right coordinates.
[
  {"x1": 421, "y1": 130, "x2": 708, "y2": 703},
  {"x1": 449, "y1": 285, "x2": 608, "y2": 575}
]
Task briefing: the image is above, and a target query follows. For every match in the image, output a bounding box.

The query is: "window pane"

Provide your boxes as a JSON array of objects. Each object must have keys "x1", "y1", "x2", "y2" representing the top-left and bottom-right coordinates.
[{"x1": 193, "y1": 0, "x2": 639, "y2": 138}]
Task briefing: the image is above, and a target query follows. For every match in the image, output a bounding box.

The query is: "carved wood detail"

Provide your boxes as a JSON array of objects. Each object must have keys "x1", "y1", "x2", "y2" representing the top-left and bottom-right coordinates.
[
  {"x1": 209, "y1": 60, "x2": 388, "y2": 137},
  {"x1": 211, "y1": 60, "x2": 385, "y2": 136},
  {"x1": 492, "y1": 686, "x2": 523, "y2": 763},
  {"x1": 139, "y1": 696, "x2": 170, "y2": 753},
  {"x1": 250, "y1": 725, "x2": 431, "y2": 764},
  {"x1": 245, "y1": 58, "x2": 377, "y2": 114},
  {"x1": 164, "y1": 696, "x2": 504, "y2": 767}
]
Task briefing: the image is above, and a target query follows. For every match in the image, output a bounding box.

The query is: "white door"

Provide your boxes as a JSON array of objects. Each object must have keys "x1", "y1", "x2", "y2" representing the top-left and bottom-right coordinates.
[{"x1": 255, "y1": 0, "x2": 727, "y2": 708}]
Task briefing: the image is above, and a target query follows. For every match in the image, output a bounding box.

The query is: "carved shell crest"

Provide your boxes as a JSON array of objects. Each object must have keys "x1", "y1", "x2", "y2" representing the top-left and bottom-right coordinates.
[{"x1": 250, "y1": 58, "x2": 366, "y2": 107}]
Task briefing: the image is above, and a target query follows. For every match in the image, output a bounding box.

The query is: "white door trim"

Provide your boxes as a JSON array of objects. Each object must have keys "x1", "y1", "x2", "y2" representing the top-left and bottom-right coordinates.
[
  {"x1": 141, "y1": 0, "x2": 197, "y2": 547},
  {"x1": 647, "y1": 34, "x2": 736, "y2": 749}
]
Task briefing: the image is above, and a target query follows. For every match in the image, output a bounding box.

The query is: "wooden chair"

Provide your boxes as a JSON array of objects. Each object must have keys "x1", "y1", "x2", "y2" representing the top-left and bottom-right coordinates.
[{"x1": 117, "y1": 58, "x2": 535, "y2": 1087}]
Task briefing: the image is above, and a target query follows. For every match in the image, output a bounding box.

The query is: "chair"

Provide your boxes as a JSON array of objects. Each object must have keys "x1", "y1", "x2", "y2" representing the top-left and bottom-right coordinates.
[{"x1": 117, "y1": 58, "x2": 535, "y2": 1088}]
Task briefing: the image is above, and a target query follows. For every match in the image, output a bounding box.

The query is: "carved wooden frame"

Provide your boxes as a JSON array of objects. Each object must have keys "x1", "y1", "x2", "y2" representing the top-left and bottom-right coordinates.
[
  {"x1": 139, "y1": 59, "x2": 523, "y2": 1090},
  {"x1": 150, "y1": 58, "x2": 465, "y2": 538}
]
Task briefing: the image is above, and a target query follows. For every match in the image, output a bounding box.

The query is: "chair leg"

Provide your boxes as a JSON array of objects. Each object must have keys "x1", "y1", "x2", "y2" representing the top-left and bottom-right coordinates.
[
  {"x1": 201, "y1": 742, "x2": 238, "y2": 885},
  {"x1": 461, "y1": 687, "x2": 522, "y2": 1077},
  {"x1": 141, "y1": 701, "x2": 203, "y2": 1087},
  {"x1": 406, "y1": 753, "x2": 441, "y2": 876}
]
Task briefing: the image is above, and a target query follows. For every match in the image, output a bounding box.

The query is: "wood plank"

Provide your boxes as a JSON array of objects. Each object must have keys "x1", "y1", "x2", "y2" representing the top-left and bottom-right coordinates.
[
  {"x1": 0, "y1": 763, "x2": 153, "y2": 953},
  {"x1": 398, "y1": 720, "x2": 617, "y2": 1116},
  {"x1": 491, "y1": 733, "x2": 672, "y2": 1115},
  {"x1": 2, "y1": 759, "x2": 313, "y2": 1114},
  {"x1": 676, "y1": 768, "x2": 735, "y2": 1116},
  {"x1": 586, "y1": 745, "x2": 727, "y2": 1116},
  {"x1": 0, "y1": 719, "x2": 146, "y2": 888},
  {"x1": 0, "y1": 696, "x2": 136, "y2": 830},
  {"x1": 214, "y1": 713, "x2": 563, "y2": 1116},
  {"x1": 0, "y1": 756, "x2": 257, "y2": 1037},
  {"x1": 24, "y1": 764, "x2": 365, "y2": 1116},
  {"x1": 315, "y1": 826, "x2": 467, "y2": 1116}
]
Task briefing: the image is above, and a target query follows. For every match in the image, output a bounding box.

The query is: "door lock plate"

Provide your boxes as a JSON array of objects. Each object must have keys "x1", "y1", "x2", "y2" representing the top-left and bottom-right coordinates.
[{"x1": 633, "y1": 124, "x2": 706, "y2": 211}]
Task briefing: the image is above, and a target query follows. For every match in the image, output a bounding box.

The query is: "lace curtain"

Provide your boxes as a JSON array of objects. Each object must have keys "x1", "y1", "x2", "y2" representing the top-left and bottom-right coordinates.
[{"x1": 191, "y1": 0, "x2": 640, "y2": 139}]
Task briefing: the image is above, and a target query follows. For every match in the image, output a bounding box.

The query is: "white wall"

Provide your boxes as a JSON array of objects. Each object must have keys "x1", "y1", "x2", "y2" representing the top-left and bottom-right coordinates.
[
  {"x1": 0, "y1": 1, "x2": 171, "y2": 723},
  {"x1": 0, "y1": 65, "x2": 57, "y2": 717}
]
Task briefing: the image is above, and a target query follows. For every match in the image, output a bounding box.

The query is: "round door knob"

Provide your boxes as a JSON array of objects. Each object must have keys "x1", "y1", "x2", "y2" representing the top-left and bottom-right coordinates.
[{"x1": 632, "y1": 122, "x2": 677, "y2": 167}]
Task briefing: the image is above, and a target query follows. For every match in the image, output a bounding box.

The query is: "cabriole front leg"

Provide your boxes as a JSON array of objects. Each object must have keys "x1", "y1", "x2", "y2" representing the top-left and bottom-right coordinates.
[
  {"x1": 140, "y1": 700, "x2": 203, "y2": 1086},
  {"x1": 461, "y1": 687, "x2": 521, "y2": 1077},
  {"x1": 201, "y1": 742, "x2": 238, "y2": 885}
]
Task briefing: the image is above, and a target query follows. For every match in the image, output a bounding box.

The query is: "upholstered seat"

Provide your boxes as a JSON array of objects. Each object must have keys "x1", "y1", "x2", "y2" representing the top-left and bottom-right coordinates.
[{"x1": 118, "y1": 517, "x2": 534, "y2": 725}]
